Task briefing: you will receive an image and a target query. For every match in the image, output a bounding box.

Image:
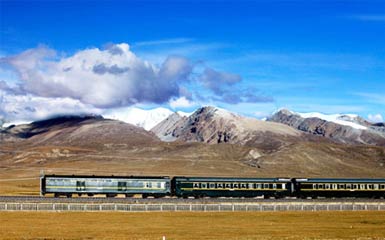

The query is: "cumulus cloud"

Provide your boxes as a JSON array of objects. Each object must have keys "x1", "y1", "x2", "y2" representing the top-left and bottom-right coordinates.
[
  {"x1": 199, "y1": 67, "x2": 241, "y2": 95},
  {"x1": 0, "y1": 42, "x2": 275, "y2": 124},
  {"x1": 169, "y1": 96, "x2": 196, "y2": 109},
  {"x1": 0, "y1": 90, "x2": 101, "y2": 126},
  {"x1": 212, "y1": 89, "x2": 274, "y2": 104},
  {"x1": 368, "y1": 113, "x2": 384, "y2": 123},
  {"x1": 2, "y1": 43, "x2": 193, "y2": 108}
]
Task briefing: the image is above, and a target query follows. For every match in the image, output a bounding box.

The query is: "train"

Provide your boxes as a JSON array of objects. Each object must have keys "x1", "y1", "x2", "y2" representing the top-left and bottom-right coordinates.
[{"x1": 40, "y1": 174, "x2": 385, "y2": 198}]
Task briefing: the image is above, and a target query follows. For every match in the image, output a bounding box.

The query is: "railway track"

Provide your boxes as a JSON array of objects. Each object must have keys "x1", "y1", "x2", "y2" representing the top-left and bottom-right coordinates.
[{"x1": 1, "y1": 195, "x2": 384, "y2": 204}]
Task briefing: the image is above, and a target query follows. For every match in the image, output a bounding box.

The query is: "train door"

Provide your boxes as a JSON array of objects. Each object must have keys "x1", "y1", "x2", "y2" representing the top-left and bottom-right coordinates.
[{"x1": 76, "y1": 181, "x2": 86, "y2": 191}]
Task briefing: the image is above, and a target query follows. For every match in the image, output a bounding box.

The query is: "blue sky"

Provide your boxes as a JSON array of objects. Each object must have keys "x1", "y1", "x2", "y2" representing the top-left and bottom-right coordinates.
[{"x1": 1, "y1": 0, "x2": 384, "y2": 123}]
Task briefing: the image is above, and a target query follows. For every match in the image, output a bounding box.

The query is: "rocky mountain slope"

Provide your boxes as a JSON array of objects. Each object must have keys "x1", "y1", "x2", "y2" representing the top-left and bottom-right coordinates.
[
  {"x1": 1, "y1": 109, "x2": 385, "y2": 196},
  {"x1": 1, "y1": 115, "x2": 160, "y2": 147},
  {"x1": 268, "y1": 109, "x2": 385, "y2": 146},
  {"x1": 151, "y1": 112, "x2": 188, "y2": 142},
  {"x1": 151, "y1": 106, "x2": 310, "y2": 152}
]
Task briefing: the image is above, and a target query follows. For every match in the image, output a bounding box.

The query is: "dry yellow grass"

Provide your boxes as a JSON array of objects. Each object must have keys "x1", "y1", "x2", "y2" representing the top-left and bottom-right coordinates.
[{"x1": 1, "y1": 211, "x2": 385, "y2": 239}]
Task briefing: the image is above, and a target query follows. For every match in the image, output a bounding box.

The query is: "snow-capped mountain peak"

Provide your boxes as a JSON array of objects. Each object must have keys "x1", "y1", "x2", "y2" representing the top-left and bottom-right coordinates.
[
  {"x1": 297, "y1": 112, "x2": 367, "y2": 130},
  {"x1": 103, "y1": 107, "x2": 174, "y2": 130},
  {"x1": 176, "y1": 111, "x2": 193, "y2": 117}
]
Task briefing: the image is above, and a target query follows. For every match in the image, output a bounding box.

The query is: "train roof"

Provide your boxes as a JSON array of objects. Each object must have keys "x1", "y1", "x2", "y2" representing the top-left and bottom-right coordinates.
[
  {"x1": 295, "y1": 178, "x2": 385, "y2": 183},
  {"x1": 42, "y1": 174, "x2": 170, "y2": 179},
  {"x1": 173, "y1": 177, "x2": 291, "y2": 182}
]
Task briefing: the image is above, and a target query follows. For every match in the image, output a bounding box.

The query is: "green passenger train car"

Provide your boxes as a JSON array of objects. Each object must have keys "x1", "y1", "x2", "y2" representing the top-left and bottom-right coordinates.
[
  {"x1": 295, "y1": 178, "x2": 385, "y2": 198},
  {"x1": 41, "y1": 175, "x2": 171, "y2": 197},
  {"x1": 172, "y1": 177, "x2": 293, "y2": 198}
]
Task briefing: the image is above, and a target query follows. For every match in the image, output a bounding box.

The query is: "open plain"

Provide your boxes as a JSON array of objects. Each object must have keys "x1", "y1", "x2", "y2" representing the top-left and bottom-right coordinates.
[{"x1": 2, "y1": 211, "x2": 385, "y2": 239}]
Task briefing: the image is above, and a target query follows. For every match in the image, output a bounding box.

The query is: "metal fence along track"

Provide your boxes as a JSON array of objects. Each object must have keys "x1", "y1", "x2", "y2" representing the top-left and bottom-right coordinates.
[{"x1": 1, "y1": 202, "x2": 385, "y2": 212}]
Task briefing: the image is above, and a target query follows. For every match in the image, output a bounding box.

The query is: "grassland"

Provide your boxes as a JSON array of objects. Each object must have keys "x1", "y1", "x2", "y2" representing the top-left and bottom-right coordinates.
[{"x1": 1, "y1": 211, "x2": 385, "y2": 239}]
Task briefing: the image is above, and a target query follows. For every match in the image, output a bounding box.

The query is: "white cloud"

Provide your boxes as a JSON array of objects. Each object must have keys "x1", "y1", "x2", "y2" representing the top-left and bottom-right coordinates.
[
  {"x1": 2, "y1": 43, "x2": 192, "y2": 108},
  {"x1": 199, "y1": 67, "x2": 241, "y2": 95},
  {"x1": 0, "y1": 90, "x2": 101, "y2": 126},
  {"x1": 169, "y1": 96, "x2": 196, "y2": 109},
  {"x1": 254, "y1": 111, "x2": 270, "y2": 119},
  {"x1": 368, "y1": 114, "x2": 383, "y2": 123},
  {"x1": 0, "y1": 42, "x2": 268, "y2": 124}
]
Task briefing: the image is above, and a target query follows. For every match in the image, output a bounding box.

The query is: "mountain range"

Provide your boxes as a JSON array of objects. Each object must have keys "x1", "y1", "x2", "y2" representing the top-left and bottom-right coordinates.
[
  {"x1": 1, "y1": 106, "x2": 385, "y2": 183},
  {"x1": 269, "y1": 109, "x2": 385, "y2": 146}
]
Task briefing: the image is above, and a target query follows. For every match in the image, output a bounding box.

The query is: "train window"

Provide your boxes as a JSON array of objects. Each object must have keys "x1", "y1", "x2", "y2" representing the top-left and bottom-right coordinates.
[
  {"x1": 381, "y1": 184, "x2": 385, "y2": 190},
  {"x1": 225, "y1": 183, "x2": 231, "y2": 189},
  {"x1": 346, "y1": 184, "x2": 351, "y2": 190},
  {"x1": 248, "y1": 183, "x2": 254, "y2": 189},
  {"x1": 193, "y1": 183, "x2": 199, "y2": 189},
  {"x1": 233, "y1": 183, "x2": 239, "y2": 189},
  {"x1": 118, "y1": 182, "x2": 127, "y2": 191},
  {"x1": 217, "y1": 183, "x2": 223, "y2": 188},
  {"x1": 273, "y1": 184, "x2": 277, "y2": 189},
  {"x1": 339, "y1": 184, "x2": 345, "y2": 190},
  {"x1": 241, "y1": 183, "x2": 247, "y2": 189},
  {"x1": 276, "y1": 184, "x2": 281, "y2": 189},
  {"x1": 332, "y1": 184, "x2": 337, "y2": 190},
  {"x1": 325, "y1": 184, "x2": 330, "y2": 190},
  {"x1": 201, "y1": 183, "x2": 207, "y2": 189},
  {"x1": 353, "y1": 184, "x2": 358, "y2": 190},
  {"x1": 360, "y1": 184, "x2": 366, "y2": 190},
  {"x1": 313, "y1": 184, "x2": 317, "y2": 190},
  {"x1": 374, "y1": 184, "x2": 379, "y2": 190},
  {"x1": 209, "y1": 183, "x2": 215, "y2": 189},
  {"x1": 367, "y1": 184, "x2": 373, "y2": 190},
  {"x1": 264, "y1": 183, "x2": 269, "y2": 189},
  {"x1": 318, "y1": 184, "x2": 324, "y2": 189},
  {"x1": 256, "y1": 184, "x2": 261, "y2": 189}
]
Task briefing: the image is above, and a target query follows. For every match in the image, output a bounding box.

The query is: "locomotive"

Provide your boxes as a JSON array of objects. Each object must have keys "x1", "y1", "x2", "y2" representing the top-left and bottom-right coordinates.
[{"x1": 40, "y1": 174, "x2": 385, "y2": 198}]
